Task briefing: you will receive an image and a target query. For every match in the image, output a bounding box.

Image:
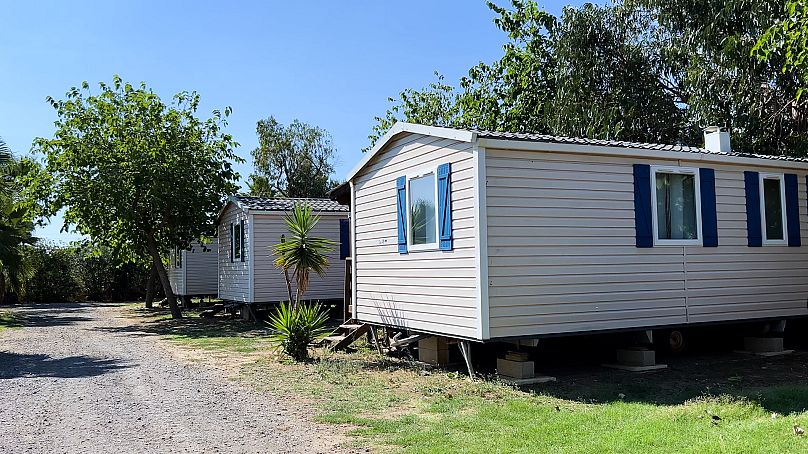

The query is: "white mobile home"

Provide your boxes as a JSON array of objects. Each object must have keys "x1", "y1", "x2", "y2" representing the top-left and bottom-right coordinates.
[
  {"x1": 218, "y1": 196, "x2": 350, "y2": 305},
  {"x1": 168, "y1": 240, "x2": 218, "y2": 299},
  {"x1": 345, "y1": 123, "x2": 808, "y2": 342}
]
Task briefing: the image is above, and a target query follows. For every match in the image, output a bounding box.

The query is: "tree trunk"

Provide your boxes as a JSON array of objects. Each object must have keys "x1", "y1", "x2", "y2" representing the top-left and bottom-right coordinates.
[
  {"x1": 145, "y1": 233, "x2": 181, "y2": 318},
  {"x1": 144, "y1": 264, "x2": 157, "y2": 309},
  {"x1": 283, "y1": 268, "x2": 294, "y2": 305}
]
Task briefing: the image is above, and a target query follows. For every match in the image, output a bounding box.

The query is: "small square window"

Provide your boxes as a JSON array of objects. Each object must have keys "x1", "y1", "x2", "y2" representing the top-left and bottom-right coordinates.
[
  {"x1": 651, "y1": 167, "x2": 702, "y2": 246},
  {"x1": 760, "y1": 173, "x2": 787, "y2": 244},
  {"x1": 408, "y1": 172, "x2": 437, "y2": 249}
]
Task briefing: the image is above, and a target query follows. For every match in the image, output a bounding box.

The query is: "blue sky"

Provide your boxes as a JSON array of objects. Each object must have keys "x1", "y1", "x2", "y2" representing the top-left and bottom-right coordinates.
[{"x1": 1, "y1": 1, "x2": 580, "y2": 243}]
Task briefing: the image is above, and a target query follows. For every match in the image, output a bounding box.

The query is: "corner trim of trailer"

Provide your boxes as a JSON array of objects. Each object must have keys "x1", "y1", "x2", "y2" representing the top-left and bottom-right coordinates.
[
  {"x1": 248, "y1": 213, "x2": 255, "y2": 304},
  {"x1": 350, "y1": 180, "x2": 358, "y2": 316},
  {"x1": 473, "y1": 144, "x2": 490, "y2": 340}
]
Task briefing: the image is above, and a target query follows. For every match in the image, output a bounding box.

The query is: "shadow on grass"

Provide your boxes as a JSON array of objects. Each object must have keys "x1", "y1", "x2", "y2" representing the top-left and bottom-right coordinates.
[
  {"x1": 531, "y1": 350, "x2": 808, "y2": 415},
  {"x1": 0, "y1": 352, "x2": 130, "y2": 379},
  {"x1": 309, "y1": 342, "x2": 808, "y2": 416},
  {"x1": 97, "y1": 307, "x2": 270, "y2": 340}
]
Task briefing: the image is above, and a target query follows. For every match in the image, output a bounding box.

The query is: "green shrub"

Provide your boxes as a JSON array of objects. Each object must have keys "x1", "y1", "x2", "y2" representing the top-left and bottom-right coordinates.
[
  {"x1": 22, "y1": 244, "x2": 81, "y2": 303},
  {"x1": 267, "y1": 301, "x2": 330, "y2": 361}
]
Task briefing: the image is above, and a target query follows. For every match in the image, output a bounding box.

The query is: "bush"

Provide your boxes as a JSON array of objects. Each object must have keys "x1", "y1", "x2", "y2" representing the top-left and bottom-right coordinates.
[
  {"x1": 267, "y1": 301, "x2": 330, "y2": 361},
  {"x1": 22, "y1": 245, "x2": 81, "y2": 303},
  {"x1": 14, "y1": 242, "x2": 154, "y2": 303}
]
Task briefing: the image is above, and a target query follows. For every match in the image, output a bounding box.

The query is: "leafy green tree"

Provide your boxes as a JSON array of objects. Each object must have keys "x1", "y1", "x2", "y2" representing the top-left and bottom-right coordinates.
[
  {"x1": 632, "y1": 0, "x2": 807, "y2": 155},
  {"x1": 249, "y1": 116, "x2": 338, "y2": 198},
  {"x1": 755, "y1": 0, "x2": 808, "y2": 99},
  {"x1": 370, "y1": 0, "x2": 808, "y2": 157},
  {"x1": 33, "y1": 76, "x2": 241, "y2": 318},
  {"x1": 272, "y1": 203, "x2": 335, "y2": 304}
]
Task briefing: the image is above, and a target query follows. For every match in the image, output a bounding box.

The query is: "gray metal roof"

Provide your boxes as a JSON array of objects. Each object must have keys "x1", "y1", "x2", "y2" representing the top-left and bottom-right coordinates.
[
  {"x1": 473, "y1": 129, "x2": 808, "y2": 163},
  {"x1": 234, "y1": 196, "x2": 349, "y2": 213}
]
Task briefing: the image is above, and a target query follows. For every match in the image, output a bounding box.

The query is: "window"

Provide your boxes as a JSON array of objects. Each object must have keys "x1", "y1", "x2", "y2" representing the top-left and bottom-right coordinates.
[
  {"x1": 408, "y1": 172, "x2": 437, "y2": 250},
  {"x1": 174, "y1": 248, "x2": 182, "y2": 268},
  {"x1": 651, "y1": 166, "x2": 702, "y2": 246},
  {"x1": 233, "y1": 222, "x2": 242, "y2": 260},
  {"x1": 760, "y1": 173, "x2": 787, "y2": 244}
]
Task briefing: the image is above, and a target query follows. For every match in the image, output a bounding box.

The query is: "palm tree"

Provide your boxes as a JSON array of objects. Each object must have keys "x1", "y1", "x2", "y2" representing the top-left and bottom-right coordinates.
[
  {"x1": 272, "y1": 203, "x2": 335, "y2": 304},
  {"x1": 0, "y1": 138, "x2": 36, "y2": 301}
]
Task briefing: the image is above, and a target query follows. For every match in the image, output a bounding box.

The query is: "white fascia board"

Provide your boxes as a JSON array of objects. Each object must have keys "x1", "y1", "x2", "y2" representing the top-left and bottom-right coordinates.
[
  {"x1": 345, "y1": 122, "x2": 476, "y2": 182},
  {"x1": 477, "y1": 138, "x2": 808, "y2": 170},
  {"x1": 216, "y1": 195, "x2": 247, "y2": 223}
]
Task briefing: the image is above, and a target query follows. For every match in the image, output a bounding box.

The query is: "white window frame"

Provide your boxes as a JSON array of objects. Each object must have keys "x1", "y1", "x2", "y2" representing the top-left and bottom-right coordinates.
[
  {"x1": 650, "y1": 165, "x2": 703, "y2": 247},
  {"x1": 759, "y1": 172, "x2": 788, "y2": 246},
  {"x1": 405, "y1": 166, "x2": 440, "y2": 252}
]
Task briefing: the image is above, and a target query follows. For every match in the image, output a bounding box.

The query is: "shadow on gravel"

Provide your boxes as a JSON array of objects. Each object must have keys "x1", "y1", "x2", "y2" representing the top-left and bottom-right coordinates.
[
  {"x1": 0, "y1": 302, "x2": 124, "y2": 328},
  {"x1": 0, "y1": 352, "x2": 130, "y2": 379}
]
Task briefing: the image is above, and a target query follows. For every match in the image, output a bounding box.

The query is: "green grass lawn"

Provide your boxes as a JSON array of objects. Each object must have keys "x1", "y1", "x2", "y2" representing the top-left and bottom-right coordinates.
[
  {"x1": 0, "y1": 310, "x2": 23, "y2": 332},
  {"x1": 125, "y1": 306, "x2": 808, "y2": 453}
]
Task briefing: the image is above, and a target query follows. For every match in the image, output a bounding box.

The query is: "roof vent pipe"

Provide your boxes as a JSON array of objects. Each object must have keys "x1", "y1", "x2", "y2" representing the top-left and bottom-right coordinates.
[{"x1": 703, "y1": 126, "x2": 731, "y2": 154}]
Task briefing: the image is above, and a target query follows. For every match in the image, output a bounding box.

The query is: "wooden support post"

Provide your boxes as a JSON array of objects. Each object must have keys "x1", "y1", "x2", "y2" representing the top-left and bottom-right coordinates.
[
  {"x1": 368, "y1": 326, "x2": 384, "y2": 355},
  {"x1": 458, "y1": 340, "x2": 475, "y2": 378}
]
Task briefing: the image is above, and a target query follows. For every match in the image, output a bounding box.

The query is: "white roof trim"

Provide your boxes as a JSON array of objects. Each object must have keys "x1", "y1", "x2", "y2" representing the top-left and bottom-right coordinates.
[
  {"x1": 216, "y1": 195, "x2": 247, "y2": 223},
  {"x1": 477, "y1": 138, "x2": 808, "y2": 170},
  {"x1": 346, "y1": 122, "x2": 476, "y2": 181}
]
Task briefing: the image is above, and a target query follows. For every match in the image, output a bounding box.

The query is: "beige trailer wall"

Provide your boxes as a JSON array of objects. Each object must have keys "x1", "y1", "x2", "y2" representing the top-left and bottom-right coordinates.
[
  {"x1": 484, "y1": 147, "x2": 808, "y2": 338},
  {"x1": 180, "y1": 240, "x2": 218, "y2": 296},
  {"x1": 251, "y1": 212, "x2": 347, "y2": 303},
  {"x1": 352, "y1": 133, "x2": 481, "y2": 339},
  {"x1": 218, "y1": 204, "x2": 250, "y2": 302}
]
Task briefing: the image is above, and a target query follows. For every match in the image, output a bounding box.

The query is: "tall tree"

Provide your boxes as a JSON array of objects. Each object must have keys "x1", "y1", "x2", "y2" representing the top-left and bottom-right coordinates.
[
  {"x1": 33, "y1": 76, "x2": 240, "y2": 318},
  {"x1": 249, "y1": 117, "x2": 337, "y2": 198},
  {"x1": 632, "y1": 0, "x2": 807, "y2": 155},
  {"x1": 755, "y1": 0, "x2": 808, "y2": 99},
  {"x1": 370, "y1": 0, "x2": 808, "y2": 157}
]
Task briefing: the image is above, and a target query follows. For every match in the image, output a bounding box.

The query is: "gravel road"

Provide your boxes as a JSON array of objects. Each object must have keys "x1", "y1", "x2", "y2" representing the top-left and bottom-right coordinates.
[{"x1": 0, "y1": 303, "x2": 350, "y2": 454}]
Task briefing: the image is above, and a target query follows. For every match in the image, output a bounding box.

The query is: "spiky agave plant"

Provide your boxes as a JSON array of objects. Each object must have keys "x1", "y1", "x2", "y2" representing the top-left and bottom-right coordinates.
[{"x1": 267, "y1": 301, "x2": 330, "y2": 361}]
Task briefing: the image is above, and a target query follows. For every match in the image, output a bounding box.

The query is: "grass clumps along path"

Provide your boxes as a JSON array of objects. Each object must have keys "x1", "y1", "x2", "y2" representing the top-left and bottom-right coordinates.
[
  {"x1": 125, "y1": 305, "x2": 808, "y2": 453},
  {"x1": 0, "y1": 310, "x2": 23, "y2": 332}
]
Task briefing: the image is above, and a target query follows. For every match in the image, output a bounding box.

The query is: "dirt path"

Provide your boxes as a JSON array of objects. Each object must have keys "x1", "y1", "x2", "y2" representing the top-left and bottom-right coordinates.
[{"x1": 0, "y1": 303, "x2": 351, "y2": 454}]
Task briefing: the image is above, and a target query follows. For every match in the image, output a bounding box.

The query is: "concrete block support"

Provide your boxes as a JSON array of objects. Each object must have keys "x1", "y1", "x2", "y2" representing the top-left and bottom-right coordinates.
[
  {"x1": 743, "y1": 337, "x2": 784, "y2": 354},
  {"x1": 418, "y1": 337, "x2": 450, "y2": 365},
  {"x1": 616, "y1": 348, "x2": 657, "y2": 367},
  {"x1": 497, "y1": 358, "x2": 535, "y2": 379}
]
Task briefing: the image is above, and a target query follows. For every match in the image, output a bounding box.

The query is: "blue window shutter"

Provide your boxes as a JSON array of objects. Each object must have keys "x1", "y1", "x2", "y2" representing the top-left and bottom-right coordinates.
[
  {"x1": 339, "y1": 218, "x2": 350, "y2": 259},
  {"x1": 633, "y1": 164, "x2": 653, "y2": 248},
  {"x1": 437, "y1": 163, "x2": 453, "y2": 251},
  {"x1": 699, "y1": 168, "x2": 718, "y2": 247},
  {"x1": 785, "y1": 173, "x2": 801, "y2": 247},
  {"x1": 229, "y1": 222, "x2": 234, "y2": 262},
  {"x1": 396, "y1": 176, "x2": 407, "y2": 254},
  {"x1": 744, "y1": 171, "x2": 762, "y2": 247}
]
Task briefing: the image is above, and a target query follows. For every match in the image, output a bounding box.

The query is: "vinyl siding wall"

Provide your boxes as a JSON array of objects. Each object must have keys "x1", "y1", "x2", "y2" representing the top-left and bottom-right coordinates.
[
  {"x1": 179, "y1": 240, "x2": 218, "y2": 296},
  {"x1": 353, "y1": 133, "x2": 480, "y2": 339},
  {"x1": 218, "y1": 204, "x2": 250, "y2": 302},
  {"x1": 251, "y1": 213, "x2": 347, "y2": 303},
  {"x1": 484, "y1": 147, "x2": 808, "y2": 338},
  {"x1": 168, "y1": 258, "x2": 184, "y2": 295}
]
